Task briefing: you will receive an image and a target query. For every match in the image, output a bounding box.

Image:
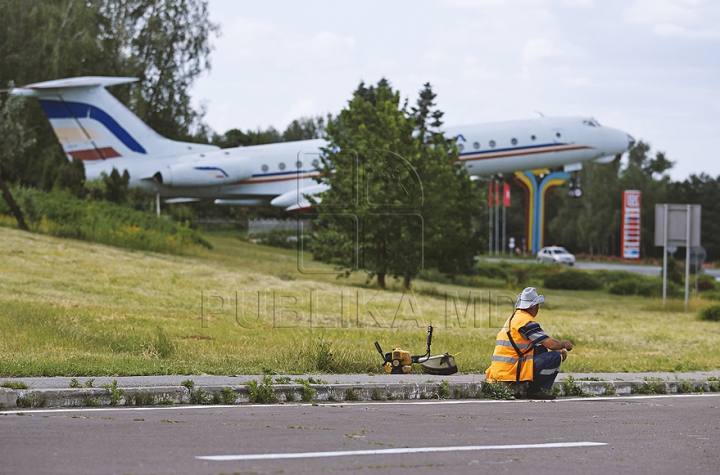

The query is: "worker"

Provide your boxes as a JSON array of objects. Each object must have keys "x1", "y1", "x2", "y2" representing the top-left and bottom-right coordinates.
[{"x1": 485, "y1": 287, "x2": 573, "y2": 400}]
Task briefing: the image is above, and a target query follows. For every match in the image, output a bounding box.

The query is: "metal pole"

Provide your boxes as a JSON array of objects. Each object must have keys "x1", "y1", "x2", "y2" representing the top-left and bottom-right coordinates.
[
  {"x1": 662, "y1": 204, "x2": 668, "y2": 309},
  {"x1": 502, "y1": 199, "x2": 507, "y2": 255},
  {"x1": 685, "y1": 204, "x2": 691, "y2": 311},
  {"x1": 156, "y1": 193, "x2": 161, "y2": 217},
  {"x1": 488, "y1": 193, "x2": 493, "y2": 255},
  {"x1": 495, "y1": 181, "x2": 500, "y2": 255}
]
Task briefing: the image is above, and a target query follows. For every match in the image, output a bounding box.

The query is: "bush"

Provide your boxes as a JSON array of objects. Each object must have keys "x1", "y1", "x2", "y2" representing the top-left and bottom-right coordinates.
[
  {"x1": 473, "y1": 261, "x2": 510, "y2": 281},
  {"x1": 699, "y1": 304, "x2": 720, "y2": 322},
  {"x1": 636, "y1": 280, "x2": 661, "y2": 297},
  {"x1": 697, "y1": 274, "x2": 716, "y2": 292},
  {"x1": 593, "y1": 270, "x2": 639, "y2": 286},
  {"x1": 1, "y1": 187, "x2": 211, "y2": 254},
  {"x1": 701, "y1": 290, "x2": 720, "y2": 301},
  {"x1": 543, "y1": 269, "x2": 602, "y2": 291},
  {"x1": 608, "y1": 278, "x2": 638, "y2": 296},
  {"x1": 253, "y1": 230, "x2": 299, "y2": 249}
]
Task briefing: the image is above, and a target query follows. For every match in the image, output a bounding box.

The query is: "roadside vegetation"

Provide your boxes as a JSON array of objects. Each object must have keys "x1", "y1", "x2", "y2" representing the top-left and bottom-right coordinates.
[
  {"x1": 1, "y1": 226, "x2": 719, "y2": 377},
  {"x1": 0, "y1": 186, "x2": 210, "y2": 255}
]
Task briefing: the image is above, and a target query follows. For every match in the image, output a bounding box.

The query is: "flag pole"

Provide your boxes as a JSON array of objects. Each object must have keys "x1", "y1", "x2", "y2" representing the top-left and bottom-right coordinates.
[{"x1": 488, "y1": 182, "x2": 493, "y2": 255}]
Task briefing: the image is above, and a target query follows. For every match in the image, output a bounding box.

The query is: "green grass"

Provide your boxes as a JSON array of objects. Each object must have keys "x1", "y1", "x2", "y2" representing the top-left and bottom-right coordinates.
[{"x1": 0, "y1": 226, "x2": 719, "y2": 376}]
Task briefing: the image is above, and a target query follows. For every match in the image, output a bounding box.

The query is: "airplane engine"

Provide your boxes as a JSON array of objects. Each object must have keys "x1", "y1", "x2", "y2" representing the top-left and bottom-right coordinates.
[{"x1": 153, "y1": 159, "x2": 253, "y2": 187}]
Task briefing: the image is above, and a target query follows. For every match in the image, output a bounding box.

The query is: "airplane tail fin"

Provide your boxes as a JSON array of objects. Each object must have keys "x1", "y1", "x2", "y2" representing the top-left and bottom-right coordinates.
[{"x1": 12, "y1": 76, "x2": 217, "y2": 162}]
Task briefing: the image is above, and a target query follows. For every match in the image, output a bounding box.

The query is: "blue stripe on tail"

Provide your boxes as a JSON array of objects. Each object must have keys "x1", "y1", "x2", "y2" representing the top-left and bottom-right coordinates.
[{"x1": 39, "y1": 99, "x2": 147, "y2": 154}]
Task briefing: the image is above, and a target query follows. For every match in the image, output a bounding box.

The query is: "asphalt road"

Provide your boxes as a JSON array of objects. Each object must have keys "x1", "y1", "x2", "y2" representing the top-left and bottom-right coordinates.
[
  {"x1": 486, "y1": 257, "x2": 720, "y2": 278},
  {"x1": 2, "y1": 394, "x2": 718, "y2": 475}
]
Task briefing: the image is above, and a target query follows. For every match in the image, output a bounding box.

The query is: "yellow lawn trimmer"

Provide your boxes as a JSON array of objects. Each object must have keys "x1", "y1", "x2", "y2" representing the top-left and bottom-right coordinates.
[{"x1": 373, "y1": 326, "x2": 458, "y2": 375}]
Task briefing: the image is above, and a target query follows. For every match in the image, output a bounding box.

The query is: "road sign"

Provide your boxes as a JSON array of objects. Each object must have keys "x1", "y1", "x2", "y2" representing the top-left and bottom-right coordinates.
[
  {"x1": 621, "y1": 190, "x2": 641, "y2": 259},
  {"x1": 654, "y1": 204, "x2": 701, "y2": 248}
]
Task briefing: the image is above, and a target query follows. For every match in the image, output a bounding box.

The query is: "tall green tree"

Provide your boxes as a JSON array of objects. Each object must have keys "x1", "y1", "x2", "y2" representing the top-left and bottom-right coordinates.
[
  {"x1": 0, "y1": 86, "x2": 34, "y2": 229},
  {"x1": 0, "y1": 0, "x2": 218, "y2": 186},
  {"x1": 312, "y1": 80, "x2": 480, "y2": 289},
  {"x1": 546, "y1": 140, "x2": 673, "y2": 258},
  {"x1": 282, "y1": 116, "x2": 326, "y2": 142},
  {"x1": 617, "y1": 141, "x2": 673, "y2": 258}
]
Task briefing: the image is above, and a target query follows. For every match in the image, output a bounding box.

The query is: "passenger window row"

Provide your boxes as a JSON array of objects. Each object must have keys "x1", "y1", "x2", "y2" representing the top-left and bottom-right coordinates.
[{"x1": 458, "y1": 134, "x2": 537, "y2": 153}]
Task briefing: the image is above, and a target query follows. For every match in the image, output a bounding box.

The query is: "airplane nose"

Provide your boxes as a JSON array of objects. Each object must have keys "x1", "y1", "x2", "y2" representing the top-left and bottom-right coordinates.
[{"x1": 627, "y1": 134, "x2": 635, "y2": 149}]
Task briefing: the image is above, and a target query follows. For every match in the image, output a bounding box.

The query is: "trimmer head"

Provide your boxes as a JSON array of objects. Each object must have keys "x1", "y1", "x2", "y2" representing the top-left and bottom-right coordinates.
[{"x1": 420, "y1": 353, "x2": 458, "y2": 375}]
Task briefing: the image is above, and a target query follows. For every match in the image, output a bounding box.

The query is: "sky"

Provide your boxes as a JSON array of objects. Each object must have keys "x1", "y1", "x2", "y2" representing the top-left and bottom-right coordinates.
[{"x1": 191, "y1": 0, "x2": 720, "y2": 182}]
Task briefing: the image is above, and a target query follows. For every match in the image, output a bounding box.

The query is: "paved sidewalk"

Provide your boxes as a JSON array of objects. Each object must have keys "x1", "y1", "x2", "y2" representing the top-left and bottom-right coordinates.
[{"x1": 2, "y1": 371, "x2": 719, "y2": 409}]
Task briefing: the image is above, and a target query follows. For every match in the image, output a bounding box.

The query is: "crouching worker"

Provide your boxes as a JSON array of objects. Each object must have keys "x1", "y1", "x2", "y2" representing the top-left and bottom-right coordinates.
[{"x1": 485, "y1": 287, "x2": 573, "y2": 400}]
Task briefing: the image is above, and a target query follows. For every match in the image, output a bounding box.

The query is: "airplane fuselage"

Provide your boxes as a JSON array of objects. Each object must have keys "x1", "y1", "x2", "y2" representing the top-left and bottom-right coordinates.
[
  {"x1": 106, "y1": 116, "x2": 632, "y2": 206},
  {"x1": 14, "y1": 77, "x2": 634, "y2": 209}
]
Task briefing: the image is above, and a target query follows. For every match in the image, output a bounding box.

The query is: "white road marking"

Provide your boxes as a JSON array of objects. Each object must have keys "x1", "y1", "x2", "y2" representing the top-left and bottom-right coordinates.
[{"x1": 197, "y1": 441, "x2": 607, "y2": 461}]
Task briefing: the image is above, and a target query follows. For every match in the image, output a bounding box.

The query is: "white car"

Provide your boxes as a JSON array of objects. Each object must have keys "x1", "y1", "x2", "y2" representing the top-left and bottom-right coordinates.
[{"x1": 537, "y1": 246, "x2": 576, "y2": 266}]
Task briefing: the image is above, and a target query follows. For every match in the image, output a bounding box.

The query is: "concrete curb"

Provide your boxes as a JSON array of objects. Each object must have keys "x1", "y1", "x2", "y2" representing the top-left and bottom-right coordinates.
[{"x1": 2, "y1": 378, "x2": 719, "y2": 410}]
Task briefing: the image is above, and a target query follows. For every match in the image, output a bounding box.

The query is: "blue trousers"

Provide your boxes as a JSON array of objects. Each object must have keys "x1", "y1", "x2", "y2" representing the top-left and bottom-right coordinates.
[{"x1": 527, "y1": 346, "x2": 562, "y2": 393}]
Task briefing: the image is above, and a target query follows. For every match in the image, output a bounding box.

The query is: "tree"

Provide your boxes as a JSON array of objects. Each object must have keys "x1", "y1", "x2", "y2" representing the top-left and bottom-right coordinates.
[
  {"x1": 115, "y1": 0, "x2": 219, "y2": 141},
  {"x1": 546, "y1": 140, "x2": 673, "y2": 258},
  {"x1": 312, "y1": 80, "x2": 480, "y2": 289},
  {"x1": 0, "y1": 0, "x2": 219, "y2": 186},
  {"x1": 0, "y1": 86, "x2": 34, "y2": 230},
  {"x1": 618, "y1": 141, "x2": 672, "y2": 258},
  {"x1": 410, "y1": 83, "x2": 480, "y2": 276},
  {"x1": 103, "y1": 168, "x2": 131, "y2": 204},
  {"x1": 282, "y1": 116, "x2": 326, "y2": 142},
  {"x1": 211, "y1": 127, "x2": 282, "y2": 148}
]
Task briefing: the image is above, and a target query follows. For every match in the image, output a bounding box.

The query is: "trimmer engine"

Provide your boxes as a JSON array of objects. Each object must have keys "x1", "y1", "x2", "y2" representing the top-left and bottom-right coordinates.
[{"x1": 374, "y1": 326, "x2": 458, "y2": 375}]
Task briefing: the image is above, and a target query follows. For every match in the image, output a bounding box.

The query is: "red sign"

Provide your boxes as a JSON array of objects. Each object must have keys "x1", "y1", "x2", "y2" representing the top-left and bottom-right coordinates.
[
  {"x1": 503, "y1": 182, "x2": 511, "y2": 207},
  {"x1": 621, "y1": 190, "x2": 641, "y2": 259}
]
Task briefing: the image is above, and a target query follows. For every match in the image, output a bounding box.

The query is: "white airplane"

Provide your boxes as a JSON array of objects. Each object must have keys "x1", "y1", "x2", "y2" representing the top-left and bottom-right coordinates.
[{"x1": 13, "y1": 76, "x2": 634, "y2": 211}]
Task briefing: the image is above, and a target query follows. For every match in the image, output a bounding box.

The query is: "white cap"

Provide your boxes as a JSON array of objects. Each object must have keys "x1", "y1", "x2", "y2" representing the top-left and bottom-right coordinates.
[{"x1": 516, "y1": 287, "x2": 545, "y2": 310}]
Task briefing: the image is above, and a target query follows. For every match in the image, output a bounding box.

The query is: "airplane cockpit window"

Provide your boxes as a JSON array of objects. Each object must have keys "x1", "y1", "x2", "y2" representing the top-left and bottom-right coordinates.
[
  {"x1": 279, "y1": 162, "x2": 286, "y2": 170},
  {"x1": 261, "y1": 164, "x2": 269, "y2": 172},
  {"x1": 511, "y1": 138, "x2": 518, "y2": 145},
  {"x1": 489, "y1": 140, "x2": 496, "y2": 148},
  {"x1": 583, "y1": 119, "x2": 601, "y2": 127},
  {"x1": 473, "y1": 142, "x2": 480, "y2": 150}
]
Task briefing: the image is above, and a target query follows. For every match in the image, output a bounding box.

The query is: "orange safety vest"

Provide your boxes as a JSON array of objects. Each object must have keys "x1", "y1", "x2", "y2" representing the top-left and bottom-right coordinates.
[{"x1": 485, "y1": 309, "x2": 537, "y2": 382}]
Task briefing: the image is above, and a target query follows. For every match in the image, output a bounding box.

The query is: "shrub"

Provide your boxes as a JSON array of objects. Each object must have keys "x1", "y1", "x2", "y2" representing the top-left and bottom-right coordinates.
[
  {"x1": 698, "y1": 304, "x2": 720, "y2": 322},
  {"x1": 593, "y1": 270, "x2": 639, "y2": 286},
  {"x1": 701, "y1": 290, "x2": 720, "y2": 301},
  {"x1": 472, "y1": 261, "x2": 509, "y2": 281},
  {"x1": 696, "y1": 274, "x2": 716, "y2": 292},
  {"x1": 247, "y1": 376, "x2": 278, "y2": 404},
  {"x1": 609, "y1": 278, "x2": 638, "y2": 296},
  {"x1": 253, "y1": 230, "x2": 299, "y2": 249},
  {"x1": 544, "y1": 270, "x2": 602, "y2": 291},
  {"x1": 417, "y1": 268, "x2": 452, "y2": 285},
  {"x1": 1, "y1": 187, "x2": 211, "y2": 254}
]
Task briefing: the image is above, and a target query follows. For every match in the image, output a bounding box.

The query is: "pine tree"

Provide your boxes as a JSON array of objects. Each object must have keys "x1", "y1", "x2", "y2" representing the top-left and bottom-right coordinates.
[{"x1": 312, "y1": 80, "x2": 480, "y2": 289}]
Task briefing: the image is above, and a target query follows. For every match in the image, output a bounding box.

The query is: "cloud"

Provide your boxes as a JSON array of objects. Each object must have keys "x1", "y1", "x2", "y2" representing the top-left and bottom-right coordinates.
[
  {"x1": 521, "y1": 38, "x2": 566, "y2": 64},
  {"x1": 624, "y1": 0, "x2": 720, "y2": 30},
  {"x1": 653, "y1": 23, "x2": 720, "y2": 39}
]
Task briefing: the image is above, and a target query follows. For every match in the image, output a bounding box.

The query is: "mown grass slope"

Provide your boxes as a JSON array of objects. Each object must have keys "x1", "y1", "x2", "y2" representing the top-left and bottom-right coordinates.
[{"x1": 1, "y1": 226, "x2": 718, "y2": 376}]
